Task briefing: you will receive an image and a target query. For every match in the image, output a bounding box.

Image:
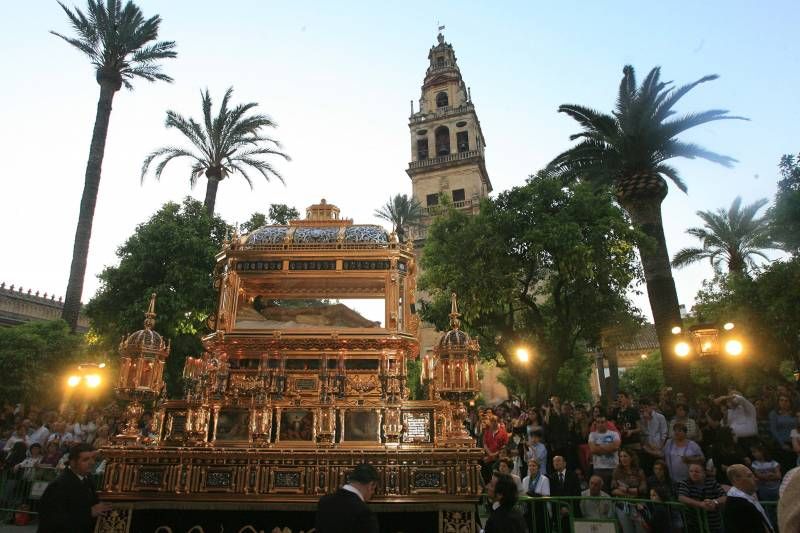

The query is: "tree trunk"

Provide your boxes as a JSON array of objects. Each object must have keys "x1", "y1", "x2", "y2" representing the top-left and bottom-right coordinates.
[
  {"x1": 620, "y1": 196, "x2": 688, "y2": 386},
  {"x1": 204, "y1": 177, "x2": 220, "y2": 216},
  {"x1": 61, "y1": 81, "x2": 118, "y2": 332}
]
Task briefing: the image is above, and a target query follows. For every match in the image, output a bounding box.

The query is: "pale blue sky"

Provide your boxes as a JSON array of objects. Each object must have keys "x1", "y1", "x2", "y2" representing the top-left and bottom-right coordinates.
[{"x1": 1, "y1": 1, "x2": 797, "y2": 321}]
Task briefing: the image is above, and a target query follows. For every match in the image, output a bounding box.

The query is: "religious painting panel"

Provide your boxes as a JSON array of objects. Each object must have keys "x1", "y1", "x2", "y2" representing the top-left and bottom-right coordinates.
[
  {"x1": 277, "y1": 408, "x2": 315, "y2": 443},
  {"x1": 341, "y1": 409, "x2": 381, "y2": 443},
  {"x1": 213, "y1": 408, "x2": 251, "y2": 442}
]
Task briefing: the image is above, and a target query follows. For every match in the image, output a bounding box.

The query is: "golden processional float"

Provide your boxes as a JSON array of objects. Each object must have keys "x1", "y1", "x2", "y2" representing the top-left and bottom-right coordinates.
[{"x1": 97, "y1": 200, "x2": 484, "y2": 533}]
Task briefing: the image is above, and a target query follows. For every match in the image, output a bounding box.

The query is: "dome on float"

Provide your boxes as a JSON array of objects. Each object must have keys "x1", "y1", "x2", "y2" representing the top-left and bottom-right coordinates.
[
  {"x1": 436, "y1": 293, "x2": 474, "y2": 351},
  {"x1": 241, "y1": 199, "x2": 391, "y2": 248},
  {"x1": 120, "y1": 293, "x2": 168, "y2": 357}
]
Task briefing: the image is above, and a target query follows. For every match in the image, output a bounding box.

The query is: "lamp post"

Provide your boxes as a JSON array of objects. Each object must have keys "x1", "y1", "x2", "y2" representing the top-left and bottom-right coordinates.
[{"x1": 671, "y1": 322, "x2": 744, "y2": 392}]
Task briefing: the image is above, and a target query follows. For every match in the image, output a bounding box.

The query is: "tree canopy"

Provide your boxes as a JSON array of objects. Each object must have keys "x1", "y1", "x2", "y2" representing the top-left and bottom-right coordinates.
[
  {"x1": 546, "y1": 65, "x2": 745, "y2": 386},
  {"x1": 770, "y1": 153, "x2": 800, "y2": 254},
  {"x1": 141, "y1": 87, "x2": 290, "y2": 215},
  {"x1": 84, "y1": 198, "x2": 229, "y2": 395},
  {"x1": 672, "y1": 196, "x2": 778, "y2": 275},
  {"x1": 419, "y1": 173, "x2": 642, "y2": 403},
  {"x1": 239, "y1": 204, "x2": 300, "y2": 233},
  {"x1": 692, "y1": 256, "x2": 800, "y2": 385},
  {"x1": 0, "y1": 320, "x2": 87, "y2": 404},
  {"x1": 374, "y1": 194, "x2": 425, "y2": 243}
]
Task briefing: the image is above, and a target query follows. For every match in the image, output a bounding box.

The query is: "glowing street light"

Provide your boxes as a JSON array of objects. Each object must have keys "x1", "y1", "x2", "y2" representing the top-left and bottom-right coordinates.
[
  {"x1": 515, "y1": 347, "x2": 531, "y2": 363},
  {"x1": 674, "y1": 342, "x2": 691, "y2": 358},
  {"x1": 724, "y1": 339, "x2": 743, "y2": 356}
]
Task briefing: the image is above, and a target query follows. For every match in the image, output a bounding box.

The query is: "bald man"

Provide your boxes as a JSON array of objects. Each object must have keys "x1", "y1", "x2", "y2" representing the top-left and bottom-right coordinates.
[{"x1": 723, "y1": 464, "x2": 775, "y2": 533}]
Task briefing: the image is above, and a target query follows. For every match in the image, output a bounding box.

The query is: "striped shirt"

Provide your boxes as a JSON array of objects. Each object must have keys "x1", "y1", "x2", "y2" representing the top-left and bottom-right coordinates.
[{"x1": 677, "y1": 477, "x2": 725, "y2": 533}]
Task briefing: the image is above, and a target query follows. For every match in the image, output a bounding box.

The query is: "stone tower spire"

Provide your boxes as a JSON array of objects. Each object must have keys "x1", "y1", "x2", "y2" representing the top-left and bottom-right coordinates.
[{"x1": 406, "y1": 31, "x2": 492, "y2": 243}]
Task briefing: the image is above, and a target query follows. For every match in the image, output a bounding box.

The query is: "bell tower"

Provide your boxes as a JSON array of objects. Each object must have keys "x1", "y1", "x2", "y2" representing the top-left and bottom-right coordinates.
[{"x1": 407, "y1": 31, "x2": 492, "y2": 242}]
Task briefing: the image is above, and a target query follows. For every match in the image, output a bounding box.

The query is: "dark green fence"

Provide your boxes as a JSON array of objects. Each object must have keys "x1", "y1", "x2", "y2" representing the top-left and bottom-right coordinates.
[{"x1": 482, "y1": 494, "x2": 781, "y2": 533}]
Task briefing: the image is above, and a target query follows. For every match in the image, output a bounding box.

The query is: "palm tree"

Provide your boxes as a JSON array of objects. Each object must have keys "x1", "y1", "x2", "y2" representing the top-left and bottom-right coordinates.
[
  {"x1": 53, "y1": 0, "x2": 176, "y2": 332},
  {"x1": 374, "y1": 194, "x2": 425, "y2": 242},
  {"x1": 546, "y1": 65, "x2": 746, "y2": 383},
  {"x1": 672, "y1": 197, "x2": 778, "y2": 275},
  {"x1": 141, "y1": 88, "x2": 289, "y2": 216}
]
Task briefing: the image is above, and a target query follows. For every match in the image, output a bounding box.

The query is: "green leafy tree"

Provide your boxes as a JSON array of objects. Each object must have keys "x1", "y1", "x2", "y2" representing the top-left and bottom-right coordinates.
[
  {"x1": 770, "y1": 153, "x2": 800, "y2": 253},
  {"x1": 692, "y1": 257, "x2": 800, "y2": 382},
  {"x1": 547, "y1": 65, "x2": 746, "y2": 385},
  {"x1": 141, "y1": 87, "x2": 290, "y2": 216},
  {"x1": 619, "y1": 351, "x2": 665, "y2": 399},
  {"x1": 672, "y1": 197, "x2": 778, "y2": 275},
  {"x1": 84, "y1": 198, "x2": 229, "y2": 395},
  {"x1": 239, "y1": 204, "x2": 300, "y2": 233},
  {"x1": 374, "y1": 194, "x2": 425, "y2": 242},
  {"x1": 0, "y1": 321, "x2": 87, "y2": 403},
  {"x1": 53, "y1": 0, "x2": 177, "y2": 332},
  {"x1": 420, "y1": 174, "x2": 642, "y2": 403},
  {"x1": 268, "y1": 204, "x2": 300, "y2": 225}
]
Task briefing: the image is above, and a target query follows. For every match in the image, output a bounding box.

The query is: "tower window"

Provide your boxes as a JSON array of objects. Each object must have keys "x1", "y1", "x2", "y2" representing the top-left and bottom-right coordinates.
[
  {"x1": 435, "y1": 126, "x2": 450, "y2": 156},
  {"x1": 417, "y1": 139, "x2": 429, "y2": 160},
  {"x1": 436, "y1": 92, "x2": 449, "y2": 108},
  {"x1": 452, "y1": 189, "x2": 466, "y2": 202},
  {"x1": 456, "y1": 131, "x2": 469, "y2": 153},
  {"x1": 426, "y1": 194, "x2": 439, "y2": 207},
  {"x1": 436, "y1": 56, "x2": 445, "y2": 67}
]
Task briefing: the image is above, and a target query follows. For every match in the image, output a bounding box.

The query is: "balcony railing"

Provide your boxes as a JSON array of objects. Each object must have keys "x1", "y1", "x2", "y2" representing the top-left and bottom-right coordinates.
[
  {"x1": 423, "y1": 199, "x2": 474, "y2": 216},
  {"x1": 410, "y1": 103, "x2": 474, "y2": 124},
  {"x1": 408, "y1": 150, "x2": 480, "y2": 170}
]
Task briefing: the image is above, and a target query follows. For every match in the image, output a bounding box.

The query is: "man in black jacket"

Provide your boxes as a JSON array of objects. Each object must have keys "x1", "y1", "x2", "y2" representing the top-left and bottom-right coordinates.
[
  {"x1": 723, "y1": 464, "x2": 775, "y2": 533},
  {"x1": 484, "y1": 472, "x2": 526, "y2": 533},
  {"x1": 550, "y1": 455, "x2": 582, "y2": 529},
  {"x1": 315, "y1": 463, "x2": 380, "y2": 533},
  {"x1": 37, "y1": 443, "x2": 111, "y2": 533}
]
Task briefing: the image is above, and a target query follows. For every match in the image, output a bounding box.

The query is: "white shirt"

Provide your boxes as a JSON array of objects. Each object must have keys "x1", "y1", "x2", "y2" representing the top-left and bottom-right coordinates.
[
  {"x1": 29, "y1": 426, "x2": 50, "y2": 447},
  {"x1": 342, "y1": 483, "x2": 365, "y2": 502},
  {"x1": 726, "y1": 395, "x2": 757, "y2": 438}
]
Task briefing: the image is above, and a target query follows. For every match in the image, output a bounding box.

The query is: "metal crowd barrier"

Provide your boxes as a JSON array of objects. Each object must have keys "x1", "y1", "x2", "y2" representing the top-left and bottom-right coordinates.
[{"x1": 481, "y1": 494, "x2": 781, "y2": 533}]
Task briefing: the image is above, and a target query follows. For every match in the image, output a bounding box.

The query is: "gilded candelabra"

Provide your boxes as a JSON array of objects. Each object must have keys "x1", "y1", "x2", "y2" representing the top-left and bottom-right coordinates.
[{"x1": 115, "y1": 294, "x2": 170, "y2": 445}]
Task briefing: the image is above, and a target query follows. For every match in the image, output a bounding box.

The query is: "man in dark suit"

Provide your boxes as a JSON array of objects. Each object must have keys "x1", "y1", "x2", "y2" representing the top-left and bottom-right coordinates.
[
  {"x1": 723, "y1": 464, "x2": 775, "y2": 533},
  {"x1": 484, "y1": 471, "x2": 526, "y2": 533},
  {"x1": 37, "y1": 443, "x2": 111, "y2": 533},
  {"x1": 315, "y1": 463, "x2": 380, "y2": 533},
  {"x1": 550, "y1": 455, "x2": 582, "y2": 528}
]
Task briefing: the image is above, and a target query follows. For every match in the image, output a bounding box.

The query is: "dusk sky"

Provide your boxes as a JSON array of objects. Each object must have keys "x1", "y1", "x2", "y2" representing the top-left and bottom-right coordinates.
[{"x1": 1, "y1": 0, "x2": 797, "y2": 322}]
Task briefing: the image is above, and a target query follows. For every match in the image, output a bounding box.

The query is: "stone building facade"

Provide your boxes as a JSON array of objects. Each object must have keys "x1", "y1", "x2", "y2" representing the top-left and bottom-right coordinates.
[{"x1": 0, "y1": 282, "x2": 88, "y2": 332}]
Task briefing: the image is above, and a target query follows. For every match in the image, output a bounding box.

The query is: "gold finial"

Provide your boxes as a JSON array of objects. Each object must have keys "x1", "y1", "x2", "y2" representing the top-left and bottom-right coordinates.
[
  {"x1": 143, "y1": 293, "x2": 157, "y2": 330},
  {"x1": 449, "y1": 292, "x2": 461, "y2": 330}
]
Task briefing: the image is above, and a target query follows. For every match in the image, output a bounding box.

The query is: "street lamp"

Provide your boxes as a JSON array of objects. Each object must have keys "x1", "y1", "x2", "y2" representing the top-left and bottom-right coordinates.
[
  {"x1": 515, "y1": 347, "x2": 531, "y2": 364},
  {"x1": 65, "y1": 362, "x2": 107, "y2": 390},
  {"x1": 671, "y1": 322, "x2": 745, "y2": 358}
]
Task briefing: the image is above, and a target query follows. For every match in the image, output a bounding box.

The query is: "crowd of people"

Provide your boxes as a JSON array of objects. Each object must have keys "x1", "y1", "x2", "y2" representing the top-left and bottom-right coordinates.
[
  {"x1": 0, "y1": 401, "x2": 128, "y2": 522},
  {"x1": 472, "y1": 385, "x2": 800, "y2": 533}
]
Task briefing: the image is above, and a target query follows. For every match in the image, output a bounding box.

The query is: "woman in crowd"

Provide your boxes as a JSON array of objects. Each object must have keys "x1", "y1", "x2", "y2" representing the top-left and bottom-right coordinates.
[
  {"x1": 522, "y1": 457, "x2": 550, "y2": 529},
  {"x1": 611, "y1": 448, "x2": 648, "y2": 533},
  {"x1": 647, "y1": 459, "x2": 673, "y2": 496},
  {"x1": 637, "y1": 486, "x2": 672, "y2": 533},
  {"x1": 661, "y1": 422, "x2": 704, "y2": 483}
]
